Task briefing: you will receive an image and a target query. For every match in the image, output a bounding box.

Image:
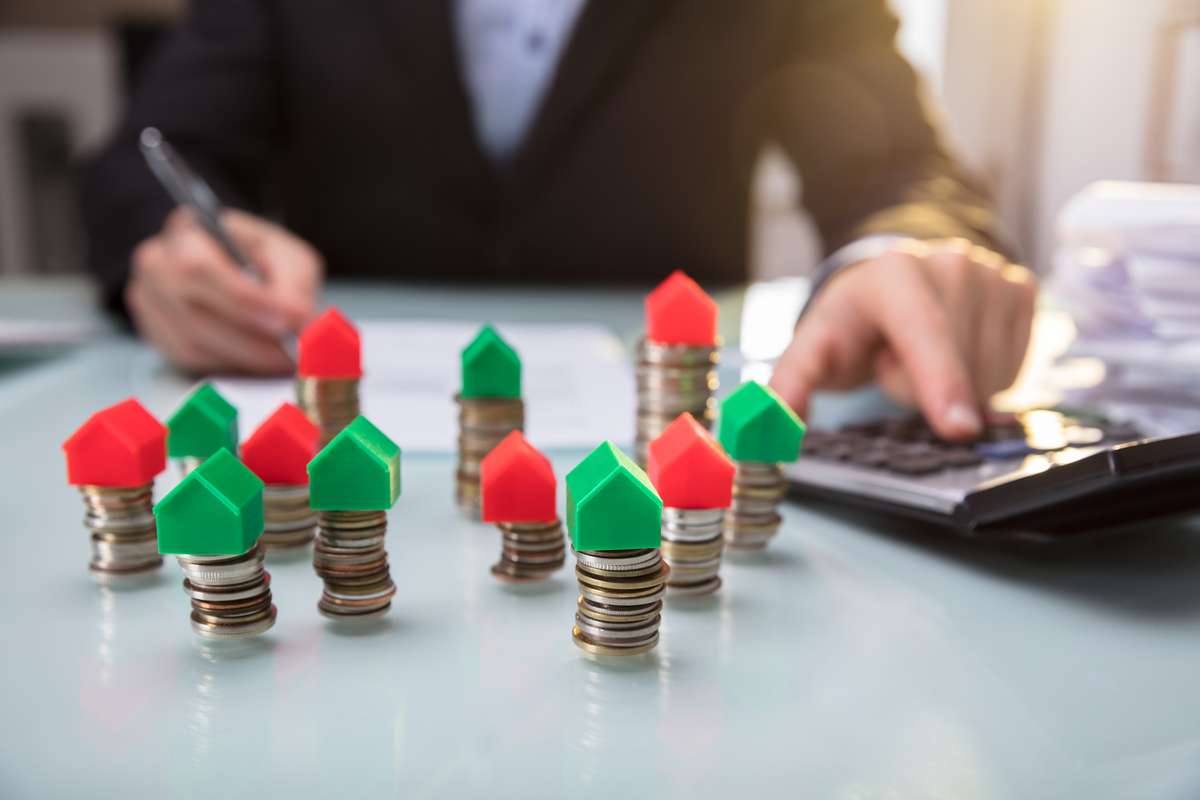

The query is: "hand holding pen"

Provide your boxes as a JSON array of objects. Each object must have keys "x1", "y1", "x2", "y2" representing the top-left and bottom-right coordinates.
[{"x1": 132, "y1": 128, "x2": 321, "y2": 374}]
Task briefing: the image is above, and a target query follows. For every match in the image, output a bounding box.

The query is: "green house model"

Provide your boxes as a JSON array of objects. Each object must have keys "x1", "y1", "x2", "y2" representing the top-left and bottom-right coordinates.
[
  {"x1": 308, "y1": 416, "x2": 401, "y2": 510},
  {"x1": 167, "y1": 382, "x2": 238, "y2": 459},
  {"x1": 566, "y1": 441, "x2": 662, "y2": 552},
  {"x1": 155, "y1": 448, "x2": 264, "y2": 555},
  {"x1": 717, "y1": 381, "x2": 806, "y2": 463},
  {"x1": 460, "y1": 324, "x2": 521, "y2": 399}
]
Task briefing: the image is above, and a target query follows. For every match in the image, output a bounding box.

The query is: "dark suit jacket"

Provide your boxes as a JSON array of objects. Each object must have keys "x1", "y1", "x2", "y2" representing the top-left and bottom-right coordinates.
[{"x1": 81, "y1": 0, "x2": 1008, "y2": 308}]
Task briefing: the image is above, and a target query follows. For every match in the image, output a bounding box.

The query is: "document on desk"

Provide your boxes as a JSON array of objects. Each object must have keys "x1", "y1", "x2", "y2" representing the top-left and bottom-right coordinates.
[
  {"x1": 0, "y1": 319, "x2": 100, "y2": 353},
  {"x1": 214, "y1": 320, "x2": 635, "y2": 453}
]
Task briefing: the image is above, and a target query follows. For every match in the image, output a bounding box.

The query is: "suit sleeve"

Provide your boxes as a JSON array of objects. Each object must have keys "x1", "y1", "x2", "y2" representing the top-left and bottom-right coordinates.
[
  {"x1": 762, "y1": 0, "x2": 1013, "y2": 260},
  {"x1": 79, "y1": 0, "x2": 281, "y2": 313}
]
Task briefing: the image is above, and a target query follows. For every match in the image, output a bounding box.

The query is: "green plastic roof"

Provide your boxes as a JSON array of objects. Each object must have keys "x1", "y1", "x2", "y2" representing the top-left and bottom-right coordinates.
[
  {"x1": 308, "y1": 416, "x2": 401, "y2": 510},
  {"x1": 716, "y1": 382, "x2": 806, "y2": 463},
  {"x1": 566, "y1": 441, "x2": 662, "y2": 551},
  {"x1": 167, "y1": 382, "x2": 238, "y2": 458},
  {"x1": 460, "y1": 325, "x2": 521, "y2": 398},
  {"x1": 155, "y1": 448, "x2": 264, "y2": 555}
]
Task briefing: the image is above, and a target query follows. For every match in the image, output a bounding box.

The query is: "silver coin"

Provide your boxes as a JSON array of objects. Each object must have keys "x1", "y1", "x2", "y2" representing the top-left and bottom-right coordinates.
[
  {"x1": 667, "y1": 576, "x2": 722, "y2": 596},
  {"x1": 191, "y1": 605, "x2": 277, "y2": 639},
  {"x1": 574, "y1": 615, "x2": 661, "y2": 642},
  {"x1": 663, "y1": 507, "x2": 725, "y2": 526},
  {"x1": 183, "y1": 577, "x2": 271, "y2": 603},
  {"x1": 580, "y1": 586, "x2": 666, "y2": 607},
  {"x1": 572, "y1": 548, "x2": 660, "y2": 572},
  {"x1": 177, "y1": 556, "x2": 264, "y2": 586}
]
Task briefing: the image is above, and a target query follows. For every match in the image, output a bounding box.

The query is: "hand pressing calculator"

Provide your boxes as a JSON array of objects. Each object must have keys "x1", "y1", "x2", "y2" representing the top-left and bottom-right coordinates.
[{"x1": 786, "y1": 409, "x2": 1200, "y2": 542}]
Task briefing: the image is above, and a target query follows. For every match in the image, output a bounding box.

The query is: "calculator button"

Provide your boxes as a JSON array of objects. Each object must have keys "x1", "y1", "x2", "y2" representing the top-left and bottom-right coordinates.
[
  {"x1": 975, "y1": 439, "x2": 1039, "y2": 459},
  {"x1": 886, "y1": 454, "x2": 943, "y2": 475},
  {"x1": 942, "y1": 447, "x2": 983, "y2": 468}
]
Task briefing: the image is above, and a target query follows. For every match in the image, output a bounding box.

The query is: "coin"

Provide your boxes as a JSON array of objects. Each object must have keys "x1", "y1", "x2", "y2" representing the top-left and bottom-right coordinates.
[
  {"x1": 296, "y1": 376, "x2": 360, "y2": 447},
  {"x1": 572, "y1": 546, "x2": 667, "y2": 655},
  {"x1": 572, "y1": 627, "x2": 660, "y2": 656},
  {"x1": 723, "y1": 461, "x2": 786, "y2": 549},
  {"x1": 78, "y1": 483, "x2": 162, "y2": 580},
  {"x1": 455, "y1": 395, "x2": 524, "y2": 517},
  {"x1": 313, "y1": 509, "x2": 396, "y2": 620},
  {"x1": 176, "y1": 544, "x2": 275, "y2": 639},
  {"x1": 633, "y1": 337, "x2": 720, "y2": 465}
]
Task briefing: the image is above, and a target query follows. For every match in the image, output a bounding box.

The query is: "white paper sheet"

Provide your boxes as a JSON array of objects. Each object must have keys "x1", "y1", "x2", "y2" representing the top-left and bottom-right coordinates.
[
  {"x1": 0, "y1": 319, "x2": 99, "y2": 352},
  {"x1": 215, "y1": 320, "x2": 635, "y2": 453}
]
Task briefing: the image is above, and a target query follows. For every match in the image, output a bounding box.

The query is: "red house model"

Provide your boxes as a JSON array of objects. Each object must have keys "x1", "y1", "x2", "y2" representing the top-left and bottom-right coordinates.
[
  {"x1": 298, "y1": 307, "x2": 362, "y2": 378},
  {"x1": 62, "y1": 398, "x2": 167, "y2": 487},
  {"x1": 644, "y1": 270, "x2": 718, "y2": 346},
  {"x1": 480, "y1": 431, "x2": 557, "y2": 523},
  {"x1": 647, "y1": 412, "x2": 735, "y2": 509},
  {"x1": 240, "y1": 403, "x2": 320, "y2": 485}
]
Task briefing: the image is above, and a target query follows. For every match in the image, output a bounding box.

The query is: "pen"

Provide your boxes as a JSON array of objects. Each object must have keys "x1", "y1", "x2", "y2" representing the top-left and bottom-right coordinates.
[{"x1": 139, "y1": 126, "x2": 297, "y2": 362}]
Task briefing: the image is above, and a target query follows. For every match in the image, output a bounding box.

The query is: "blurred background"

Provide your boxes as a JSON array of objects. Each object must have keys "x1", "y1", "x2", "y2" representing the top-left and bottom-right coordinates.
[{"x1": 0, "y1": 0, "x2": 1197, "y2": 280}]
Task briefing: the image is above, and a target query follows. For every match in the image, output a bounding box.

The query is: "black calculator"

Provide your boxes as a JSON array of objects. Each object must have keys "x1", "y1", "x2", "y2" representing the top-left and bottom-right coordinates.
[{"x1": 785, "y1": 409, "x2": 1200, "y2": 542}]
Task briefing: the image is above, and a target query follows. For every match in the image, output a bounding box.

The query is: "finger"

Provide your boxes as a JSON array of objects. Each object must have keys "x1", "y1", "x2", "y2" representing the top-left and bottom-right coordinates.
[
  {"x1": 769, "y1": 290, "x2": 879, "y2": 417},
  {"x1": 874, "y1": 348, "x2": 916, "y2": 407},
  {"x1": 140, "y1": 269, "x2": 292, "y2": 374},
  {"x1": 1000, "y1": 267, "x2": 1038, "y2": 391},
  {"x1": 163, "y1": 224, "x2": 295, "y2": 336},
  {"x1": 252, "y1": 237, "x2": 322, "y2": 327},
  {"x1": 769, "y1": 315, "x2": 839, "y2": 420},
  {"x1": 857, "y1": 253, "x2": 982, "y2": 440},
  {"x1": 176, "y1": 299, "x2": 295, "y2": 374},
  {"x1": 974, "y1": 270, "x2": 1016, "y2": 399},
  {"x1": 926, "y1": 251, "x2": 982, "y2": 391},
  {"x1": 224, "y1": 211, "x2": 323, "y2": 327},
  {"x1": 129, "y1": 278, "x2": 222, "y2": 373}
]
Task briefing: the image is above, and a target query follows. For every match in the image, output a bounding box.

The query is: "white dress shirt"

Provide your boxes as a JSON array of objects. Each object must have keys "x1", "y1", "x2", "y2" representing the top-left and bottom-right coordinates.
[{"x1": 455, "y1": 0, "x2": 587, "y2": 166}]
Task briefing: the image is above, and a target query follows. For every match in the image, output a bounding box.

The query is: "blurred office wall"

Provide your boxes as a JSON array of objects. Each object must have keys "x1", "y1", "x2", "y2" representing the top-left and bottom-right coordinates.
[
  {"x1": 0, "y1": 1, "x2": 1196, "y2": 278},
  {"x1": 0, "y1": 0, "x2": 181, "y2": 277},
  {"x1": 755, "y1": 0, "x2": 1200, "y2": 278}
]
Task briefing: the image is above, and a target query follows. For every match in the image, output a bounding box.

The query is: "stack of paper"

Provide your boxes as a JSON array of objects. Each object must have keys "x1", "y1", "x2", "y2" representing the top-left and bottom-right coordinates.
[
  {"x1": 1051, "y1": 181, "x2": 1200, "y2": 433},
  {"x1": 215, "y1": 320, "x2": 636, "y2": 454}
]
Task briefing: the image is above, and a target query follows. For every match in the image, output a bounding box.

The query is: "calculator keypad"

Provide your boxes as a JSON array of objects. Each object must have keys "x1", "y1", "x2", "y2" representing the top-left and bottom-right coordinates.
[{"x1": 800, "y1": 410, "x2": 1140, "y2": 478}]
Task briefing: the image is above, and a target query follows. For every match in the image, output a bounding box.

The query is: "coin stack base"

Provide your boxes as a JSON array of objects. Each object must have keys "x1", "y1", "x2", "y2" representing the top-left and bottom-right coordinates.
[
  {"x1": 455, "y1": 395, "x2": 524, "y2": 517},
  {"x1": 296, "y1": 376, "x2": 360, "y2": 447},
  {"x1": 79, "y1": 484, "x2": 162, "y2": 585},
  {"x1": 177, "y1": 545, "x2": 276, "y2": 639},
  {"x1": 573, "y1": 548, "x2": 668, "y2": 656},
  {"x1": 313, "y1": 509, "x2": 395, "y2": 620},
  {"x1": 491, "y1": 519, "x2": 565, "y2": 583},
  {"x1": 661, "y1": 507, "x2": 724, "y2": 595},
  {"x1": 724, "y1": 461, "x2": 787, "y2": 550},
  {"x1": 261, "y1": 484, "x2": 318, "y2": 552},
  {"x1": 634, "y1": 338, "x2": 719, "y2": 466}
]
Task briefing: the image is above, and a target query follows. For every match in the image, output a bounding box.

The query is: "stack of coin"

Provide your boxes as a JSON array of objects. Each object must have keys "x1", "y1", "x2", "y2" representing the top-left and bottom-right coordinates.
[
  {"x1": 455, "y1": 395, "x2": 524, "y2": 515},
  {"x1": 660, "y1": 507, "x2": 724, "y2": 595},
  {"x1": 261, "y1": 484, "x2": 318, "y2": 551},
  {"x1": 176, "y1": 544, "x2": 276, "y2": 639},
  {"x1": 78, "y1": 484, "x2": 161, "y2": 583},
  {"x1": 634, "y1": 338, "x2": 719, "y2": 466},
  {"x1": 723, "y1": 461, "x2": 787, "y2": 550},
  {"x1": 492, "y1": 519, "x2": 565, "y2": 582},
  {"x1": 312, "y1": 509, "x2": 395, "y2": 619},
  {"x1": 296, "y1": 377, "x2": 360, "y2": 447},
  {"x1": 573, "y1": 548, "x2": 669, "y2": 656}
]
